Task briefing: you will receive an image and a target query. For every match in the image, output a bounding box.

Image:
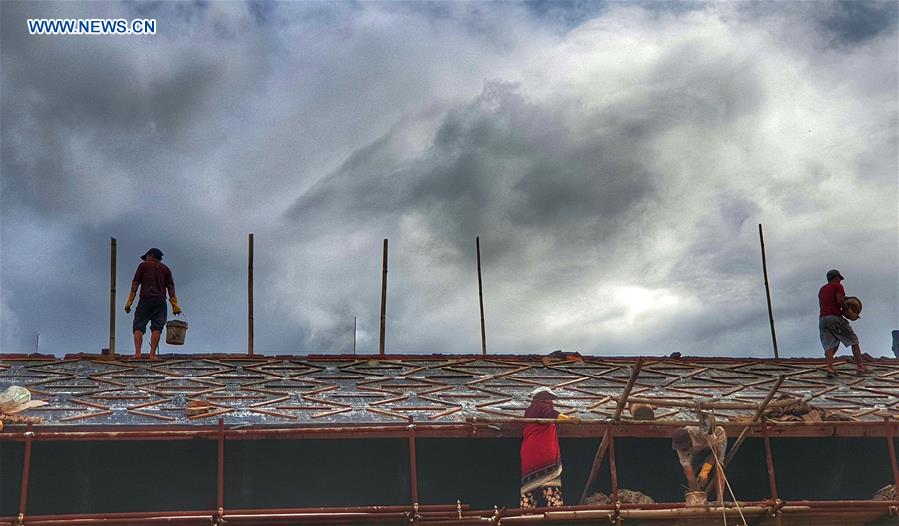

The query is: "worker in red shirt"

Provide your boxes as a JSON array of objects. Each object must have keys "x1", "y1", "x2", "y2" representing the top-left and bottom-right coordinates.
[
  {"x1": 124, "y1": 248, "x2": 182, "y2": 359},
  {"x1": 818, "y1": 269, "x2": 866, "y2": 377}
]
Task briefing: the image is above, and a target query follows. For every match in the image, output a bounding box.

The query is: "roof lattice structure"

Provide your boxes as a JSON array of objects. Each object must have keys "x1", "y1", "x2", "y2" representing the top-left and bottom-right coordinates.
[{"x1": 2, "y1": 354, "x2": 897, "y2": 429}]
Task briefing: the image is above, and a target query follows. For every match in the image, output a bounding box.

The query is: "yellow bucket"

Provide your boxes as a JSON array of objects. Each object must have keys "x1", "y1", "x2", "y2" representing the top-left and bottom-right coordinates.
[{"x1": 166, "y1": 319, "x2": 188, "y2": 345}]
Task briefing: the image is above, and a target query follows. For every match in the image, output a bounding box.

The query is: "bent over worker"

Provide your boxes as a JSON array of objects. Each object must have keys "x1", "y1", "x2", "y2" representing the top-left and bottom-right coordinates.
[
  {"x1": 124, "y1": 248, "x2": 182, "y2": 358},
  {"x1": 672, "y1": 425, "x2": 727, "y2": 502},
  {"x1": 520, "y1": 387, "x2": 579, "y2": 508}
]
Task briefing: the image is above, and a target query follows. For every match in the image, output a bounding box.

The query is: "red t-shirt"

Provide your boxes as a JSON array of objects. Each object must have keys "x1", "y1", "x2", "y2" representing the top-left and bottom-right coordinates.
[
  {"x1": 133, "y1": 261, "x2": 174, "y2": 299},
  {"x1": 818, "y1": 282, "x2": 844, "y2": 318}
]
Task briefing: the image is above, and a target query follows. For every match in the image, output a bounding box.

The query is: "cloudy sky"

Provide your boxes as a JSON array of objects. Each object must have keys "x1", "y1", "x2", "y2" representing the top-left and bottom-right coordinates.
[{"x1": 1, "y1": 1, "x2": 896, "y2": 358}]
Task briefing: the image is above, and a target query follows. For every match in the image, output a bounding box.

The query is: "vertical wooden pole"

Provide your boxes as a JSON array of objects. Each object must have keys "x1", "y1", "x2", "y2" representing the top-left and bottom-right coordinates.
[
  {"x1": 109, "y1": 237, "x2": 117, "y2": 357},
  {"x1": 476, "y1": 237, "x2": 487, "y2": 355},
  {"x1": 248, "y1": 233, "x2": 254, "y2": 357},
  {"x1": 379, "y1": 239, "x2": 388, "y2": 357},
  {"x1": 762, "y1": 419, "x2": 782, "y2": 526},
  {"x1": 407, "y1": 416, "x2": 419, "y2": 507},
  {"x1": 887, "y1": 417, "x2": 899, "y2": 492},
  {"x1": 580, "y1": 359, "x2": 642, "y2": 504},
  {"x1": 217, "y1": 418, "x2": 225, "y2": 516},
  {"x1": 609, "y1": 432, "x2": 619, "y2": 504},
  {"x1": 579, "y1": 428, "x2": 610, "y2": 504},
  {"x1": 18, "y1": 424, "x2": 33, "y2": 525},
  {"x1": 759, "y1": 224, "x2": 779, "y2": 358},
  {"x1": 353, "y1": 316, "x2": 357, "y2": 355}
]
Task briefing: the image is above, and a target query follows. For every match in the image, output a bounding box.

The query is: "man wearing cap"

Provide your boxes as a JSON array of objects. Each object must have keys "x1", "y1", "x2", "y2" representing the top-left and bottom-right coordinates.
[
  {"x1": 124, "y1": 248, "x2": 182, "y2": 358},
  {"x1": 672, "y1": 425, "x2": 727, "y2": 501},
  {"x1": 819, "y1": 269, "x2": 866, "y2": 377},
  {"x1": 520, "y1": 387, "x2": 579, "y2": 508}
]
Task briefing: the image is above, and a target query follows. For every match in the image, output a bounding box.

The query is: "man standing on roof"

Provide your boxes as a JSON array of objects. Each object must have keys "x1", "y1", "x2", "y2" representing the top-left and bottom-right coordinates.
[
  {"x1": 124, "y1": 248, "x2": 182, "y2": 359},
  {"x1": 520, "y1": 387, "x2": 579, "y2": 508},
  {"x1": 672, "y1": 425, "x2": 727, "y2": 502},
  {"x1": 819, "y1": 269, "x2": 867, "y2": 377}
]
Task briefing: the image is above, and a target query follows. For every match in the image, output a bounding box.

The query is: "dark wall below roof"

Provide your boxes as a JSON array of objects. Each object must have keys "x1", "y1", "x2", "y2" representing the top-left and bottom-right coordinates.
[{"x1": 0, "y1": 436, "x2": 894, "y2": 516}]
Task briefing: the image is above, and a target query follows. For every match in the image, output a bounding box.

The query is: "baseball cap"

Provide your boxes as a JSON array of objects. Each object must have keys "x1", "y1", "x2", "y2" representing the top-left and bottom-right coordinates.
[
  {"x1": 826, "y1": 269, "x2": 844, "y2": 281},
  {"x1": 141, "y1": 248, "x2": 164, "y2": 261}
]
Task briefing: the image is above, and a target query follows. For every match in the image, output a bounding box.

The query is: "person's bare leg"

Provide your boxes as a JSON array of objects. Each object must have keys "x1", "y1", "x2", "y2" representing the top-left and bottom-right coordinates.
[
  {"x1": 133, "y1": 330, "x2": 143, "y2": 358},
  {"x1": 149, "y1": 330, "x2": 161, "y2": 358},
  {"x1": 851, "y1": 343, "x2": 867, "y2": 374},
  {"x1": 824, "y1": 347, "x2": 838, "y2": 376}
]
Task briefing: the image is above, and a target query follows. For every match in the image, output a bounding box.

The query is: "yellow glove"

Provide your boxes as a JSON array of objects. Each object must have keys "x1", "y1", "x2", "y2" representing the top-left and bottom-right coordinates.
[
  {"x1": 169, "y1": 296, "x2": 182, "y2": 315},
  {"x1": 557, "y1": 414, "x2": 581, "y2": 424},
  {"x1": 124, "y1": 291, "x2": 136, "y2": 314},
  {"x1": 698, "y1": 462, "x2": 714, "y2": 483}
]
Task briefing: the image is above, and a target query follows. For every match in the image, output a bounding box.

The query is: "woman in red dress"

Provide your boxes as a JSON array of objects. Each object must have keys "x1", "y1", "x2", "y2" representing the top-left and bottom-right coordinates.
[{"x1": 520, "y1": 387, "x2": 577, "y2": 508}]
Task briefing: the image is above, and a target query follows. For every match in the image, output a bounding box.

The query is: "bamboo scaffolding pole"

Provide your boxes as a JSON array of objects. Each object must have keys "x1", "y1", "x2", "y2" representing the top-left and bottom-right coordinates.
[
  {"x1": 759, "y1": 224, "x2": 779, "y2": 358},
  {"x1": 379, "y1": 239, "x2": 388, "y2": 357},
  {"x1": 579, "y1": 360, "x2": 643, "y2": 504},
  {"x1": 887, "y1": 417, "x2": 899, "y2": 492},
  {"x1": 476, "y1": 237, "x2": 486, "y2": 355},
  {"x1": 108, "y1": 238, "x2": 116, "y2": 358},
  {"x1": 578, "y1": 430, "x2": 610, "y2": 505},
  {"x1": 17, "y1": 425, "x2": 33, "y2": 526},
  {"x1": 608, "y1": 432, "x2": 618, "y2": 505},
  {"x1": 1, "y1": 418, "x2": 892, "y2": 443},
  {"x1": 248, "y1": 233, "x2": 254, "y2": 357},
  {"x1": 408, "y1": 416, "x2": 419, "y2": 508},
  {"x1": 761, "y1": 419, "x2": 783, "y2": 526},
  {"x1": 723, "y1": 375, "x2": 785, "y2": 469},
  {"x1": 217, "y1": 418, "x2": 225, "y2": 516}
]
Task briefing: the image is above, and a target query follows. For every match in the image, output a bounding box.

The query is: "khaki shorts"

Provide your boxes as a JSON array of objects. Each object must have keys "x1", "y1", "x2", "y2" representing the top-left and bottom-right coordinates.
[{"x1": 819, "y1": 315, "x2": 858, "y2": 351}]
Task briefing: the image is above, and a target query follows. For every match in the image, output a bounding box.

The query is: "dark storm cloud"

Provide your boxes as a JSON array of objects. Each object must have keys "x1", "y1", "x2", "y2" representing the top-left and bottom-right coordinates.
[
  {"x1": 814, "y1": 1, "x2": 897, "y2": 44},
  {"x1": 288, "y1": 81, "x2": 662, "y2": 274}
]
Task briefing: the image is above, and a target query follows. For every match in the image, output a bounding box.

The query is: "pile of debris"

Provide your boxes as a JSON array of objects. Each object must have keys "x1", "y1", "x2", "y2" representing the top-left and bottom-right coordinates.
[
  {"x1": 0, "y1": 386, "x2": 46, "y2": 429},
  {"x1": 735, "y1": 395, "x2": 851, "y2": 423},
  {"x1": 873, "y1": 484, "x2": 896, "y2": 501},
  {"x1": 584, "y1": 489, "x2": 655, "y2": 505}
]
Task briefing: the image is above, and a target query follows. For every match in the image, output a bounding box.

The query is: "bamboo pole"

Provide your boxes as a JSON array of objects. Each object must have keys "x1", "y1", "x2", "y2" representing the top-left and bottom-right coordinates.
[
  {"x1": 353, "y1": 317, "x2": 357, "y2": 356},
  {"x1": 579, "y1": 360, "x2": 643, "y2": 504},
  {"x1": 407, "y1": 416, "x2": 419, "y2": 507},
  {"x1": 579, "y1": 428, "x2": 610, "y2": 505},
  {"x1": 759, "y1": 224, "x2": 779, "y2": 358},
  {"x1": 248, "y1": 234, "x2": 254, "y2": 357},
  {"x1": 109, "y1": 237, "x2": 116, "y2": 357},
  {"x1": 18, "y1": 425, "x2": 34, "y2": 525},
  {"x1": 762, "y1": 419, "x2": 783, "y2": 526},
  {"x1": 379, "y1": 239, "x2": 388, "y2": 357},
  {"x1": 608, "y1": 433, "x2": 619, "y2": 505},
  {"x1": 887, "y1": 417, "x2": 899, "y2": 492},
  {"x1": 476, "y1": 237, "x2": 486, "y2": 355},
  {"x1": 723, "y1": 375, "x2": 785, "y2": 469},
  {"x1": 217, "y1": 418, "x2": 225, "y2": 515}
]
